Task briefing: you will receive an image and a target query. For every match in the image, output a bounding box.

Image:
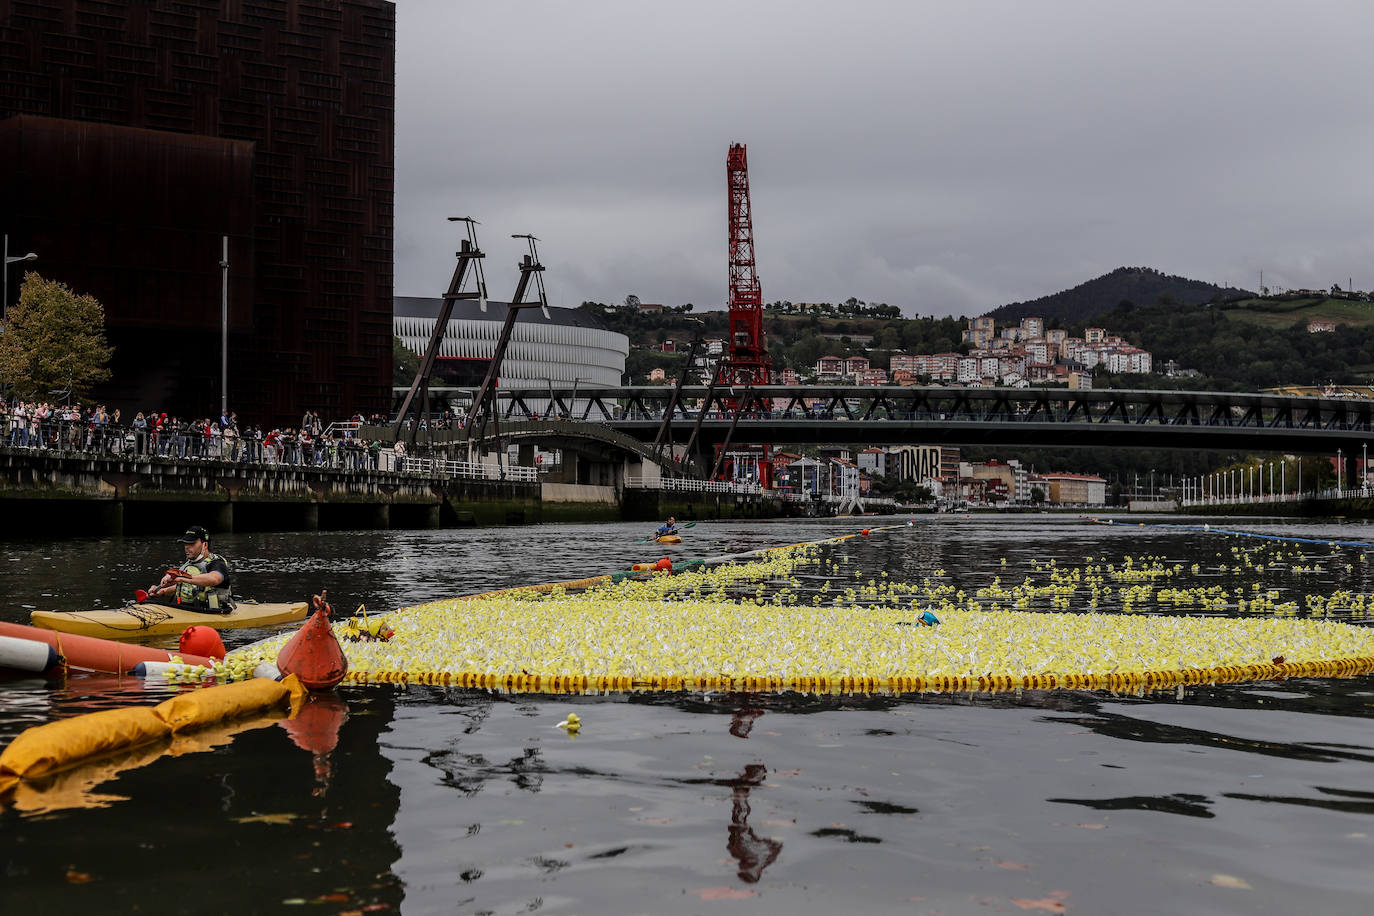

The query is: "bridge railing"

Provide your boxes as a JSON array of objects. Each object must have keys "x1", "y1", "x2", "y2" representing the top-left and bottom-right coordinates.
[
  {"x1": 397, "y1": 456, "x2": 538, "y2": 483},
  {"x1": 625, "y1": 476, "x2": 763, "y2": 495},
  {"x1": 1181, "y1": 485, "x2": 1374, "y2": 508}
]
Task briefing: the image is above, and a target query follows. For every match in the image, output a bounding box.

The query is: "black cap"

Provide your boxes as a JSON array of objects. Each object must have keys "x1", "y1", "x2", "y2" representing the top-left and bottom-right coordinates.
[{"x1": 180, "y1": 525, "x2": 209, "y2": 543}]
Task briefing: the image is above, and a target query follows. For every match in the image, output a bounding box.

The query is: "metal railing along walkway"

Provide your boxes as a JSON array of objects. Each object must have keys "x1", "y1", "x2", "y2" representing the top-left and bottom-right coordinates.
[
  {"x1": 625, "y1": 476, "x2": 763, "y2": 495},
  {"x1": 397, "y1": 456, "x2": 539, "y2": 482}
]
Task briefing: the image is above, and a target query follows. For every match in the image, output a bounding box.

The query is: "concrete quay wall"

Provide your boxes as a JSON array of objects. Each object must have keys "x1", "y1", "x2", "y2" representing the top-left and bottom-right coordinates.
[
  {"x1": 0, "y1": 448, "x2": 782, "y2": 535},
  {"x1": 1, "y1": 447, "x2": 453, "y2": 535}
]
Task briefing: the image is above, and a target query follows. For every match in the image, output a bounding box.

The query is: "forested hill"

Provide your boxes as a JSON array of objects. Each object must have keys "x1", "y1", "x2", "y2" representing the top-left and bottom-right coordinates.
[{"x1": 990, "y1": 267, "x2": 1251, "y2": 324}]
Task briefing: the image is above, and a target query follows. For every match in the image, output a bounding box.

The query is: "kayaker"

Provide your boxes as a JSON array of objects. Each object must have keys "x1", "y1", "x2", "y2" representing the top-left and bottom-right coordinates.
[
  {"x1": 655, "y1": 516, "x2": 678, "y2": 538},
  {"x1": 144, "y1": 525, "x2": 234, "y2": 612}
]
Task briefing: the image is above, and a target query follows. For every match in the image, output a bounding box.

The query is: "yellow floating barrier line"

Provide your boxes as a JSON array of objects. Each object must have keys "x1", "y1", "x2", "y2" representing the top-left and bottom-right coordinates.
[
  {"x1": 228, "y1": 525, "x2": 1374, "y2": 698},
  {"x1": 324, "y1": 654, "x2": 1374, "y2": 696}
]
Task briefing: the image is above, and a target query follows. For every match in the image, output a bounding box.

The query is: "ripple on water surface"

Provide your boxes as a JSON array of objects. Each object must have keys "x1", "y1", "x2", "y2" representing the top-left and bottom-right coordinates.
[{"x1": 4, "y1": 516, "x2": 1374, "y2": 913}]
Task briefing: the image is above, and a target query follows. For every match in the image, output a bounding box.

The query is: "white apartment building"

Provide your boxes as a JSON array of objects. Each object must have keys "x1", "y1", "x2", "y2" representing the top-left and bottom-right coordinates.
[
  {"x1": 915, "y1": 353, "x2": 959, "y2": 379},
  {"x1": 1024, "y1": 339, "x2": 1052, "y2": 364},
  {"x1": 857, "y1": 447, "x2": 887, "y2": 476}
]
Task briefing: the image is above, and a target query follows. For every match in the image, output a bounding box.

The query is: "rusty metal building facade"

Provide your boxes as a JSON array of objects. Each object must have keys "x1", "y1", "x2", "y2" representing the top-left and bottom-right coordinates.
[{"x1": 0, "y1": 0, "x2": 395, "y2": 423}]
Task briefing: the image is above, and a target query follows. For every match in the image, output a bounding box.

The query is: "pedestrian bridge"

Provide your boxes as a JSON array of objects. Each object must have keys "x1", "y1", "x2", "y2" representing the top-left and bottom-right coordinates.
[{"x1": 467, "y1": 385, "x2": 1374, "y2": 455}]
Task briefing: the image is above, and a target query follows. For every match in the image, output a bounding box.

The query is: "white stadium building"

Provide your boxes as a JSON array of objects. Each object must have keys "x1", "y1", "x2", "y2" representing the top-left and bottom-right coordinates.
[{"x1": 393, "y1": 297, "x2": 629, "y2": 415}]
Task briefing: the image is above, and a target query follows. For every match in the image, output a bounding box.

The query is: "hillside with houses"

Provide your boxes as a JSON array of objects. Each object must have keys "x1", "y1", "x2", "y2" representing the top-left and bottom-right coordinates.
[
  {"x1": 580, "y1": 268, "x2": 1374, "y2": 507},
  {"x1": 593, "y1": 265, "x2": 1374, "y2": 392},
  {"x1": 637, "y1": 312, "x2": 1151, "y2": 390}
]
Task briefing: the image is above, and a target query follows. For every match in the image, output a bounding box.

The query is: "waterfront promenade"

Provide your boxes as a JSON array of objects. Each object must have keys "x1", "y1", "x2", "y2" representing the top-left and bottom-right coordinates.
[{"x1": 0, "y1": 416, "x2": 781, "y2": 534}]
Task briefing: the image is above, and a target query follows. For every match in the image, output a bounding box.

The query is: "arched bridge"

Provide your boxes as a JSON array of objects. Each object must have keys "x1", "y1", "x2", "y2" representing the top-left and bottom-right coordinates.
[
  {"x1": 470, "y1": 385, "x2": 1374, "y2": 455},
  {"x1": 396, "y1": 418, "x2": 665, "y2": 464}
]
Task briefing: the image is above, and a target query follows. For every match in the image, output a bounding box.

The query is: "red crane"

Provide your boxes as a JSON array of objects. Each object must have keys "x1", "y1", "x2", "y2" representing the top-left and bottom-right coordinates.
[
  {"x1": 723, "y1": 143, "x2": 771, "y2": 386},
  {"x1": 713, "y1": 143, "x2": 772, "y2": 487}
]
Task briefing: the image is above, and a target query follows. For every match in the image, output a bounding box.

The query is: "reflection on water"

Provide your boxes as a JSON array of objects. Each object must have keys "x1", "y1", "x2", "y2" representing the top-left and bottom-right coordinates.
[
  {"x1": 1226, "y1": 786, "x2": 1374, "y2": 813},
  {"x1": 725, "y1": 762, "x2": 783, "y2": 881},
  {"x1": 278, "y1": 692, "x2": 349, "y2": 797},
  {"x1": 1049, "y1": 791, "x2": 1217, "y2": 818},
  {"x1": 4, "y1": 517, "x2": 1374, "y2": 912}
]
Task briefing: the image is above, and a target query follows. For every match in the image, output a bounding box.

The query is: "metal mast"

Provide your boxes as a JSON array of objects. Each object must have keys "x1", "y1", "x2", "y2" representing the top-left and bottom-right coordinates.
[
  {"x1": 393, "y1": 217, "x2": 488, "y2": 444},
  {"x1": 463, "y1": 235, "x2": 551, "y2": 466},
  {"x1": 722, "y1": 143, "x2": 770, "y2": 386}
]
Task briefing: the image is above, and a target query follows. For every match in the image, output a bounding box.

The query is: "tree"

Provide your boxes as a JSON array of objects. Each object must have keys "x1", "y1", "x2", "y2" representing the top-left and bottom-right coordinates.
[
  {"x1": 787, "y1": 332, "x2": 831, "y2": 371},
  {"x1": 0, "y1": 273, "x2": 113, "y2": 401},
  {"x1": 872, "y1": 326, "x2": 902, "y2": 350},
  {"x1": 393, "y1": 335, "x2": 421, "y2": 386}
]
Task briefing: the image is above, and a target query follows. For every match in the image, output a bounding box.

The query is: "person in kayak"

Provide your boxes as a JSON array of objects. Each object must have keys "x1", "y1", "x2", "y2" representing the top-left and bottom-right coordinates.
[
  {"x1": 655, "y1": 517, "x2": 678, "y2": 538},
  {"x1": 143, "y1": 525, "x2": 234, "y2": 612}
]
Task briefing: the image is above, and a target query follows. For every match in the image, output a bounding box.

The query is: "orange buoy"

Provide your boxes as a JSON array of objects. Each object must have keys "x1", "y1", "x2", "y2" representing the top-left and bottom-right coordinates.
[
  {"x1": 655, "y1": 556, "x2": 673, "y2": 571},
  {"x1": 179, "y1": 625, "x2": 226, "y2": 660},
  {"x1": 0, "y1": 620, "x2": 214, "y2": 673},
  {"x1": 275, "y1": 593, "x2": 348, "y2": 692},
  {"x1": 861, "y1": 528, "x2": 870, "y2": 537}
]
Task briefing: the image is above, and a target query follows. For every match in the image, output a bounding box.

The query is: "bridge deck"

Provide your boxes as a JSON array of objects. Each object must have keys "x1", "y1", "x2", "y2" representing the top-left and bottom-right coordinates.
[{"x1": 465, "y1": 385, "x2": 1374, "y2": 454}]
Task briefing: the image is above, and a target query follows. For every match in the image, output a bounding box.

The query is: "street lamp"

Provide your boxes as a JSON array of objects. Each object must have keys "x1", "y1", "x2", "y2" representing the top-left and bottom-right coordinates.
[
  {"x1": 3, "y1": 234, "x2": 38, "y2": 324},
  {"x1": 1338, "y1": 448, "x2": 1343, "y2": 495},
  {"x1": 220, "y1": 236, "x2": 229, "y2": 423}
]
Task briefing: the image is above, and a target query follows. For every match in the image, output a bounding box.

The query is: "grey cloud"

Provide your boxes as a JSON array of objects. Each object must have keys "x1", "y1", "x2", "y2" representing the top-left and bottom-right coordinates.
[{"x1": 394, "y1": 0, "x2": 1374, "y2": 316}]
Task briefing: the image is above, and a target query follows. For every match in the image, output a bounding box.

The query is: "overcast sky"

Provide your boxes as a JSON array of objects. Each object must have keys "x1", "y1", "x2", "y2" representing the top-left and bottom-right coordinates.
[{"x1": 393, "y1": 0, "x2": 1374, "y2": 318}]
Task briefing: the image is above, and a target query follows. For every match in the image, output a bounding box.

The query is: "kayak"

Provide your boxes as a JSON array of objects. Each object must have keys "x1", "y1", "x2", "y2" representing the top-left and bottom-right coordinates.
[
  {"x1": 30, "y1": 600, "x2": 309, "y2": 641},
  {"x1": 655, "y1": 534, "x2": 682, "y2": 544}
]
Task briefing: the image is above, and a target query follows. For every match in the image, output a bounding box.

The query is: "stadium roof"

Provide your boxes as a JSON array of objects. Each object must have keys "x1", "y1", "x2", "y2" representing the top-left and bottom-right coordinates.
[{"x1": 394, "y1": 297, "x2": 611, "y2": 331}]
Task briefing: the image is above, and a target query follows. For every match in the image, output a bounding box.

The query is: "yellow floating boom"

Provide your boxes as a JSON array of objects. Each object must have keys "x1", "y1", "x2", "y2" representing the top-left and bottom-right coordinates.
[{"x1": 225, "y1": 531, "x2": 1374, "y2": 696}]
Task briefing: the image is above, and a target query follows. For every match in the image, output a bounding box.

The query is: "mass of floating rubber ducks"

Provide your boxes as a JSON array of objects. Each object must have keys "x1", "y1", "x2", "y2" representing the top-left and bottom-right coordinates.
[{"x1": 225, "y1": 529, "x2": 1374, "y2": 693}]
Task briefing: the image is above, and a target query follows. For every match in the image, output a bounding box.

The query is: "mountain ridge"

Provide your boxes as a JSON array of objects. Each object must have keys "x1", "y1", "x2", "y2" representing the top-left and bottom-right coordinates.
[{"x1": 989, "y1": 267, "x2": 1252, "y2": 325}]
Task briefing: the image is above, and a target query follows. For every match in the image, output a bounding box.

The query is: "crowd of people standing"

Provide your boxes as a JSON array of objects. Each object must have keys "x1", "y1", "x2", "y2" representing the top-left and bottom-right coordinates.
[{"x1": 0, "y1": 400, "x2": 393, "y2": 470}]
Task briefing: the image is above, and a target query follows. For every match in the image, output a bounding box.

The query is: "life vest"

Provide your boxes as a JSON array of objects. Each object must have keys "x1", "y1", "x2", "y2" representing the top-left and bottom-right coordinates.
[{"x1": 176, "y1": 552, "x2": 234, "y2": 611}]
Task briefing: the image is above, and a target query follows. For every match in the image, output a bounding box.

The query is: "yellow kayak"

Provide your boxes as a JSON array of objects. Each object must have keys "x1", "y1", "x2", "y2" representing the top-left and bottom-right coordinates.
[
  {"x1": 30, "y1": 601, "x2": 309, "y2": 641},
  {"x1": 655, "y1": 534, "x2": 682, "y2": 544}
]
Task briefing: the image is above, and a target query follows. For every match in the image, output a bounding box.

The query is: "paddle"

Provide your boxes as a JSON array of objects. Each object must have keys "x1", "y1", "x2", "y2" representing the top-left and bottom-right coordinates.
[
  {"x1": 644, "y1": 520, "x2": 696, "y2": 541},
  {"x1": 137, "y1": 566, "x2": 190, "y2": 602}
]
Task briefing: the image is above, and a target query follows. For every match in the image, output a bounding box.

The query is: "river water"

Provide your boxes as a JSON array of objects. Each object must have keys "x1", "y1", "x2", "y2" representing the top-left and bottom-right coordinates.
[{"x1": 3, "y1": 515, "x2": 1374, "y2": 914}]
